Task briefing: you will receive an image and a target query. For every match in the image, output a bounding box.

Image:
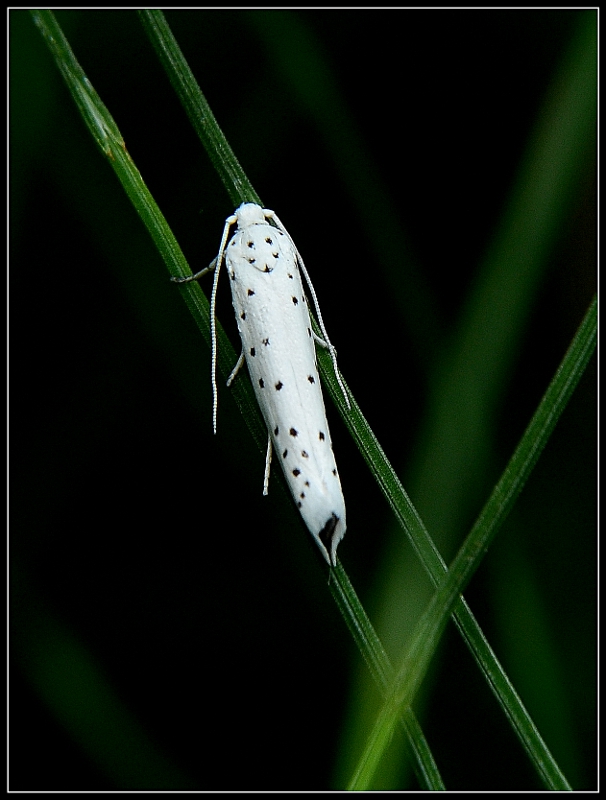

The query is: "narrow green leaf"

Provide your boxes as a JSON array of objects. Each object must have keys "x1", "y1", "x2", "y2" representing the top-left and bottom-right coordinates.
[
  {"x1": 350, "y1": 297, "x2": 595, "y2": 790},
  {"x1": 30, "y1": 9, "x2": 269, "y2": 458},
  {"x1": 29, "y1": 10, "x2": 594, "y2": 790},
  {"x1": 330, "y1": 565, "x2": 445, "y2": 791},
  {"x1": 346, "y1": 9, "x2": 595, "y2": 788},
  {"x1": 138, "y1": 9, "x2": 259, "y2": 209},
  {"x1": 31, "y1": 8, "x2": 442, "y2": 787}
]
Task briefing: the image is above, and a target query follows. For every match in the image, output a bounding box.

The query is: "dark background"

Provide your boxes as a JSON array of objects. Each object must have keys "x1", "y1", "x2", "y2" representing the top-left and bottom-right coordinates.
[{"x1": 10, "y1": 9, "x2": 596, "y2": 790}]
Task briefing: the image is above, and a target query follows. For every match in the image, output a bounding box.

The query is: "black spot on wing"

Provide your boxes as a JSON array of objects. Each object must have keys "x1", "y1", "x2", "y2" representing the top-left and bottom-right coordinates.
[{"x1": 318, "y1": 513, "x2": 339, "y2": 562}]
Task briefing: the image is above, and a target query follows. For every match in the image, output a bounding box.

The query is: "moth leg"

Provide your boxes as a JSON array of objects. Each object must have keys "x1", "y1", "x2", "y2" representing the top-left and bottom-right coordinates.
[
  {"x1": 311, "y1": 332, "x2": 349, "y2": 409},
  {"x1": 312, "y1": 330, "x2": 330, "y2": 349},
  {"x1": 226, "y1": 349, "x2": 245, "y2": 387},
  {"x1": 171, "y1": 257, "x2": 217, "y2": 284},
  {"x1": 270, "y1": 209, "x2": 351, "y2": 410},
  {"x1": 263, "y1": 432, "x2": 273, "y2": 496}
]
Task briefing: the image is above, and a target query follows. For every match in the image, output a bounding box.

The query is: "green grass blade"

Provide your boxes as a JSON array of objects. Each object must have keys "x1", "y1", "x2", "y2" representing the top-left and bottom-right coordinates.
[
  {"x1": 319, "y1": 310, "x2": 585, "y2": 789},
  {"x1": 330, "y1": 564, "x2": 445, "y2": 791},
  {"x1": 349, "y1": 296, "x2": 596, "y2": 790},
  {"x1": 30, "y1": 9, "x2": 270, "y2": 460},
  {"x1": 136, "y1": 11, "x2": 447, "y2": 786},
  {"x1": 27, "y1": 10, "x2": 594, "y2": 790},
  {"x1": 30, "y1": 11, "x2": 184, "y2": 277},
  {"x1": 347, "y1": 10, "x2": 595, "y2": 787},
  {"x1": 137, "y1": 9, "x2": 258, "y2": 208},
  {"x1": 30, "y1": 8, "x2": 442, "y2": 787}
]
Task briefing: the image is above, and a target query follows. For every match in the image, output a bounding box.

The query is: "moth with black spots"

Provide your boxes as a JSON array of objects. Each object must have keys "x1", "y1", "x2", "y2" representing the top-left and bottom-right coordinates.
[{"x1": 175, "y1": 203, "x2": 349, "y2": 566}]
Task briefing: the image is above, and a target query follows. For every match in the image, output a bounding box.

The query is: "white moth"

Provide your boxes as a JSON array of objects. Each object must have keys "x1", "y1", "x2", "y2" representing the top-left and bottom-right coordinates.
[{"x1": 175, "y1": 203, "x2": 349, "y2": 566}]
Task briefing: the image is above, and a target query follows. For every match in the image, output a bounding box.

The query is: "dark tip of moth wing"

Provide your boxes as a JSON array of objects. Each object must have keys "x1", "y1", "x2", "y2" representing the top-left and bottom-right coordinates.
[{"x1": 318, "y1": 513, "x2": 340, "y2": 567}]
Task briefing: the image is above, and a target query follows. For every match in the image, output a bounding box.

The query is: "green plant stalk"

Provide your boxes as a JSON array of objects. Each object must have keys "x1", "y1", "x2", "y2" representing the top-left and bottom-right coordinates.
[
  {"x1": 349, "y1": 297, "x2": 596, "y2": 790},
  {"x1": 30, "y1": 9, "x2": 593, "y2": 790},
  {"x1": 29, "y1": 12, "x2": 185, "y2": 280},
  {"x1": 135, "y1": 11, "x2": 446, "y2": 788},
  {"x1": 31, "y1": 8, "x2": 443, "y2": 788},
  {"x1": 138, "y1": 9, "x2": 258, "y2": 209},
  {"x1": 330, "y1": 564, "x2": 445, "y2": 790},
  {"x1": 30, "y1": 9, "x2": 269, "y2": 460},
  {"x1": 324, "y1": 343, "x2": 578, "y2": 790},
  {"x1": 342, "y1": 10, "x2": 595, "y2": 787}
]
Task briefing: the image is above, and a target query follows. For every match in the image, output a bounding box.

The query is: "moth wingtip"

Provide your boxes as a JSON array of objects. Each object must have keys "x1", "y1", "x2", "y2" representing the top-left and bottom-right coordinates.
[{"x1": 318, "y1": 512, "x2": 345, "y2": 567}]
